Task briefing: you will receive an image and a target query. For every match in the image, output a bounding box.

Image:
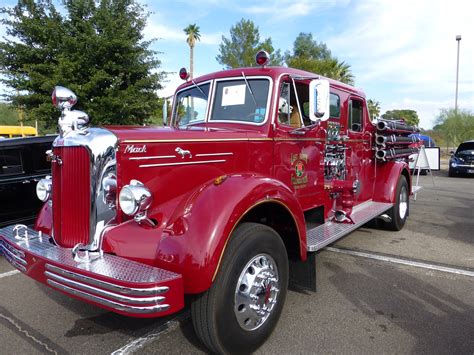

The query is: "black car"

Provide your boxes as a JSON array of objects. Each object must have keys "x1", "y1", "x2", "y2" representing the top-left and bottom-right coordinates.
[
  {"x1": 449, "y1": 140, "x2": 474, "y2": 177},
  {"x1": 0, "y1": 135, "x2": 56, "y2": 227}
]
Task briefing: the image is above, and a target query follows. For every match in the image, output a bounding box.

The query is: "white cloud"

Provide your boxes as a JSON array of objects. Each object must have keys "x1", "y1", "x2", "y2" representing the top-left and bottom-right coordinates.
[
  {"x1": 241, "y1": 0, "x2": 350, "y2": 21},
  {"x1": 325, "y1": 0, "x2": 474, "y2": 129}
]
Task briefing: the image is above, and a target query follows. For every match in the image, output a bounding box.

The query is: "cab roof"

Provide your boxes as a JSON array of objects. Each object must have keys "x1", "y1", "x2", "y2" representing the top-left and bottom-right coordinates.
[{"x1": 176, "y1": 66, "x2": 365, "y2": 98}]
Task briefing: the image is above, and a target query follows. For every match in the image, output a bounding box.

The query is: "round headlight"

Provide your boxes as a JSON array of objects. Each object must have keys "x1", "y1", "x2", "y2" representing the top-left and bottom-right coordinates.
[
  {"x1": 119, "y1": 186, "x2": 138, "y2": 215},
  {"x1": 451, "y1": 162, "x2": 457, "y2": 168},
  {"x1": 36, "y1": 177, "x2": 52, "y2": 202},
  {"x1": 119, "y1": 180, "x2": 152, "y2": 216}
]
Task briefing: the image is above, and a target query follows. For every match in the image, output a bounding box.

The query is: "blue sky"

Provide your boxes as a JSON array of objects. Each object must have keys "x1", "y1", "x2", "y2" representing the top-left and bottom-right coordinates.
[
  {"x1": 144, "y1": 0, "x2": 473, "y2": 129},
  {"x1": 1, "y1": 0, "x2": 473, "y2": 129}
]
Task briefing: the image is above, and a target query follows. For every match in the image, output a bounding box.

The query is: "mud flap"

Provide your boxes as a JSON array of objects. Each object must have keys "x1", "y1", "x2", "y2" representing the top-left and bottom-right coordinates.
[{"x1": 289, "y1": 251, "x2": 316, "y2": 292}]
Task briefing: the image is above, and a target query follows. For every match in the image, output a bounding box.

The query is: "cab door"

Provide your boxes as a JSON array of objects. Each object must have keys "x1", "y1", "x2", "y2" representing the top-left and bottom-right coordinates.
[
  {"x1": 273, "y1": 79, "x2": 325, "y2": 210},
  {"x1": 346, "y1": 97, "x2": 375, "y2": 203}
]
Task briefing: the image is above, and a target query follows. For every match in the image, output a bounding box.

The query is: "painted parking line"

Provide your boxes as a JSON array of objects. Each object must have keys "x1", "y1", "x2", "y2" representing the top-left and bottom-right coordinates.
[
  {"x1": 0, "y1": 270, "x2": 20, "y2": 279},
  {"x1": 111, "y1": 311, "x2": 190, "y2": 355},
  {"x1": 325, "y1": 247, "x2": 474, "y2": 278}
]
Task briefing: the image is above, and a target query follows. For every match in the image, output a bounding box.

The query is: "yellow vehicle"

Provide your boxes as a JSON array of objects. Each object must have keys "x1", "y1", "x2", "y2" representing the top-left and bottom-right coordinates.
[{"x1": 0, "y1": 125, "x2": 38, "y2": 138}]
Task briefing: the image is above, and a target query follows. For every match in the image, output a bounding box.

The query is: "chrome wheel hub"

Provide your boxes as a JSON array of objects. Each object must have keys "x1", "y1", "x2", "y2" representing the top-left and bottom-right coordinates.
[
  {"x1": 234, "y1": 253, "x2": 280, "y2": 331},
  {"x1": 399, "y1": 185, "x2": 408, "y2": 219}
]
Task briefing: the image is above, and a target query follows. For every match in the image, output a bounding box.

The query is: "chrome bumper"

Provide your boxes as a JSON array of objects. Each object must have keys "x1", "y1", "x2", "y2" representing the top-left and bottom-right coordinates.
[{"x1": 0, "y1": 225, "x2": 184, "y2": 317}]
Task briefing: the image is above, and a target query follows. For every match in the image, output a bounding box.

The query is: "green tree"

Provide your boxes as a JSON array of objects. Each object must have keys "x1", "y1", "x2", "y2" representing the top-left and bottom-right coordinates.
[
  {"x1": 184, "y1": 24, "x2": 201, "y2": 79},
  {"x1": 434, "y1": 108, "x2": 474, "y2": 148},
  {"x1": 0, "y1": 0, "x2": 164, "y2": 129},
  {"x1": 286, "y1": 32, "x2": 331, "y2": 61},
  {"x1": 285, "y1": 33, "x2": 354, "y2": 85},
  {"x1": 381, "y1": 109, "x2": 420, "y2": 127},
  {"x1": 0, "y1": 103, "x2": 20, "y2": 125},
  {"x1": 367, "y1": 99, "x2": 381, "y2": 119},
  {"x1": 217, "y1": 19, "x2": 283, "y2": 68}
]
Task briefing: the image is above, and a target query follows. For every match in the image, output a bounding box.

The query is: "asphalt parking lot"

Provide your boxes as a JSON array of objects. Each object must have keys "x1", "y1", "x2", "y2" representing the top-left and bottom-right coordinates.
[{"x1": 1, "y1": 167, "x2": 473, "y2": 354}]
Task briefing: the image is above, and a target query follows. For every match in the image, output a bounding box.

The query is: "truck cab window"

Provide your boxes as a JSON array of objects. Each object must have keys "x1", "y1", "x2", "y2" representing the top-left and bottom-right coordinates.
[
  {"x1": 349, "y1": 99, "x2": 363, "y2": 132},
  {"x1": 173, "y1": 83, "x2": 210, "y2": 127},
  {"x1": 278, "y1": 80, "x2": 311, "y2": 128},
  {"x1": 330, "y1": 93, "x2": 340, "y2": 118},
  {"x1": 210, "y1": 79, "x2": 269, "y2": 124}
]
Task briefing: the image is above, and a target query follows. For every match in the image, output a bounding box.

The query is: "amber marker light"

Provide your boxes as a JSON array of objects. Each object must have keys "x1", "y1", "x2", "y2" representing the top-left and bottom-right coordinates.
[{"x1": 214, "y1": 175, "x2": 228, "y2": 186}]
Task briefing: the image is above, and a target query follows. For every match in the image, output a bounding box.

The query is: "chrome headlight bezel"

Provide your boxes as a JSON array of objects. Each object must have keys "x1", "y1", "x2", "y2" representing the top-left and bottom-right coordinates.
[
  {"x1": 36, "y1": 176, "x2": 52, "y2": 202},
  {"x1": 118, "y1": 180, "x2": 152, "y2": 217}
]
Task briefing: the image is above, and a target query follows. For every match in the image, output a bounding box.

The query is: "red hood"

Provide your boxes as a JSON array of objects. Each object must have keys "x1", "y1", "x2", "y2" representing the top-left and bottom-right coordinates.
[{"x1": 105, "y1": 125, "x2": 268, "y2": 143}]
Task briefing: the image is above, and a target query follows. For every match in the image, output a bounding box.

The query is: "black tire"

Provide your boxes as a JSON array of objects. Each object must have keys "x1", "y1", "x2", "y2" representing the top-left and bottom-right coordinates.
[
  {"x1": 448, "y1": 169, "x2": 455, "y2": 177},
  {"x1": 191, "y1": 222, "x2": 289, "y2": 354},
  {"x1": 384, "y1": 175, "x2": 409, "y2": 231}
]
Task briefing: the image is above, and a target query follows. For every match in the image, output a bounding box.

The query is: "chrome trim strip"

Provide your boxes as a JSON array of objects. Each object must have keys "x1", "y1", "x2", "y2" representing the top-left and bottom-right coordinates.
[
  {"x1": 139, "y1": 159, "x2": 226, "y2": 168},
  {"x1": 453, "y1": 164, "x2": 474, "y2": 168},
  {"x1": 195, "y1": 152, "x2": 233, "y2": 157},
  {"x1": 129, "y1": 155, "x2": 176, "y2": 161},
  {"x1": 47, "y1": 280, "x2": 170, "y2": 314},
  {"x1": 273, "y1": 138, "x2": 326, "y2": 142},
  {"x1": 45, "y1": 264, "x2": 169, "y2": 296},
  {"x1": 0, "y1": 247, "x2": 27, "y2": 272},
  {"x1": 123, "y1": 138, "x2": 250, "y2": 143},
  {"x1": 0, "y1": 240, "x2": 25, "y2": 259},
  {"x1": 0, "y1": 242, "x2": 27, "y2": 266},
  {"x1": 45, "y1": 271, "x2": 166, "y2": 305}
]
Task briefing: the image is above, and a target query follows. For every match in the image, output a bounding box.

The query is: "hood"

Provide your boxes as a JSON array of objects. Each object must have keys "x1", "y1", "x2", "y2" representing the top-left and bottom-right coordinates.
[{"x1": 105, "y1": 125, "x2": 266, "y2": 143}]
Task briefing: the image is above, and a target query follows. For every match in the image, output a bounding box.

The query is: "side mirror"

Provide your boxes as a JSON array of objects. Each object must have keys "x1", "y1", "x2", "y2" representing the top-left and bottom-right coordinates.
[
  {"x1": 450, "y1": 151, "x2": 454, "y2": 156},
  {"x1": 309, "y1": 79, "x2": 330, "y2": 122}
]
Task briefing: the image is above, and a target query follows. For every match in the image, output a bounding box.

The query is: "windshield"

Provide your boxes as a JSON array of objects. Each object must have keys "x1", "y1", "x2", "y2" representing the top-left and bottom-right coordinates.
[
  {"x1": 210, "y1": 79, "x2": 270, "y2": 124},
  {"x1": 173, "y1": 83, "x2": 210, "y2": 127},
  {"x1": 456, "y1": 142, "x2": 474, "y2": 155}
]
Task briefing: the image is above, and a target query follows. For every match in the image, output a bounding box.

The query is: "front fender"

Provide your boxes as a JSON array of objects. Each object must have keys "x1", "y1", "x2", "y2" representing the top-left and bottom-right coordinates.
[
  {"x1": 152, "y1": 174, "x2": 305, "y2": 294},
  {"x1": 34, "y1": 202, "x2": 52, "y2": 235},
  {"x1": 374, "y1": 161, "x2": 411, "y2": 203}
]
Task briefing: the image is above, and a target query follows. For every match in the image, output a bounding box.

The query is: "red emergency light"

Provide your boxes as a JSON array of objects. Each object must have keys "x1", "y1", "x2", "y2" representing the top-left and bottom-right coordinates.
[
  {"x1": 255, "y1": 50, "x2": 270, "y2": 67},
  {"x1": 179, "y1": 67, "x2": 190, "y2": 81}
]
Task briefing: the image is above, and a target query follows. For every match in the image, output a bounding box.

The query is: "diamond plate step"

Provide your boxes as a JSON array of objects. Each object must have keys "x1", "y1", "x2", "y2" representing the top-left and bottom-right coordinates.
[{"x1": 306, "y1": 201, "x2": 393, "y2": 252}]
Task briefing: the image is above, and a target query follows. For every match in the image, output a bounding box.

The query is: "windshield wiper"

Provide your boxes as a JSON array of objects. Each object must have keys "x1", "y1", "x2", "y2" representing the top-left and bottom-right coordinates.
[
  {"x1": 241, "y1": 71, "x2": 257, "y2": 108},
  {"x1": 191, "y1": 79, "x2": 206, "y2": 98}
]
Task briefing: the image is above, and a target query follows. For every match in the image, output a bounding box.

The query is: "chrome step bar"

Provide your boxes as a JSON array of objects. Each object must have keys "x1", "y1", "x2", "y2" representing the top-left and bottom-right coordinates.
[{"x1": 306, "y1": 201, "x2": 393, "y2": 252}]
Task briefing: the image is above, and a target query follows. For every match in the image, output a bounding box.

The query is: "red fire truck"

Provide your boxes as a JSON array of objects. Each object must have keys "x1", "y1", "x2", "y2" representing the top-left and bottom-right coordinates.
[{"x1": 0, "y1": 51, "x2": 420, "y2": 354}]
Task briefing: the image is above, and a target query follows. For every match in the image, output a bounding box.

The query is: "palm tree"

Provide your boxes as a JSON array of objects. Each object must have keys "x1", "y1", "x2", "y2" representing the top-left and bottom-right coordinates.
[
  {"x1": 331, "y1": 59, "x2": 354, "y2": 85},
  {"x1": 287, "y1": 57, "x2": 355, "y2": 86},
  {"x1": 183, "y1": 24, "x2": 201, "y2": 79},
  {"x1": 367, "y1": 99, "x2": 381, "y2": 119}
]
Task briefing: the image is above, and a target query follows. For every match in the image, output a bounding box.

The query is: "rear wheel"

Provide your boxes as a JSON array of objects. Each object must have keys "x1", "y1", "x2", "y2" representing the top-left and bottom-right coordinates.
[
  {"x1": 384, "y1": 175, "x2": 409, "y2": 231},
  {"x1": 191, "y1": 222, "x2": 288, "y2": 354}
]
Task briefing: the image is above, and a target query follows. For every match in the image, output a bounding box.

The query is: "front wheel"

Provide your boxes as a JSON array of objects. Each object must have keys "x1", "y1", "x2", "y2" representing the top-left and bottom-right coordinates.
[
  {"x1": 192, "y1": 222, "x2": 288, "y2": 354},
  {"x1": 384, "y1": 175, "x2": 409, "y2": 231}
]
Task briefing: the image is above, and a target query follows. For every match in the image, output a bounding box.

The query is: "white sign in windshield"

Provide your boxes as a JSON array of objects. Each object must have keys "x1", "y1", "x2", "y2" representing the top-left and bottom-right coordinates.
[{"x1": 221, "y1": 84, "x2": 246, "y2": 106}]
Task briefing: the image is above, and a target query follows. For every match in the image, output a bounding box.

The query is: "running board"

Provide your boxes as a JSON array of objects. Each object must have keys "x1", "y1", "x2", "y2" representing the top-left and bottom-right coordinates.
[{"x1": 306, "y1": 201, "x2": 393, "y2": 252}]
